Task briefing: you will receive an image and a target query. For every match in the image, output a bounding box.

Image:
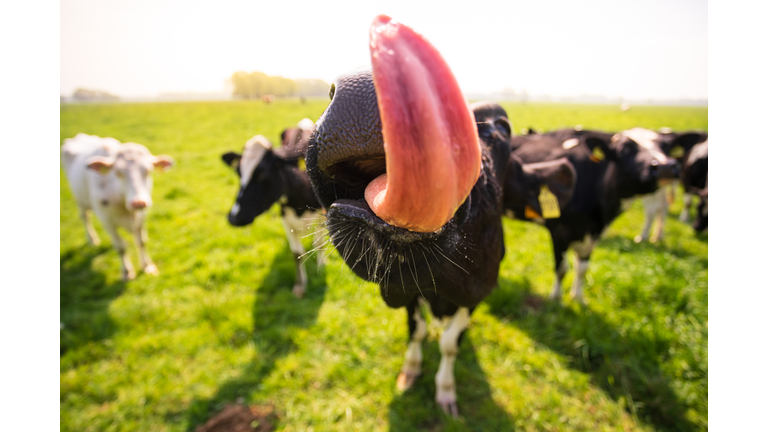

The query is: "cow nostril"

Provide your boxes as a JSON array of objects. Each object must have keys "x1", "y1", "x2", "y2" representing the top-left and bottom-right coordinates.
[{"x1": 131, "y1": 200, "x2": 147, "y2": 209}]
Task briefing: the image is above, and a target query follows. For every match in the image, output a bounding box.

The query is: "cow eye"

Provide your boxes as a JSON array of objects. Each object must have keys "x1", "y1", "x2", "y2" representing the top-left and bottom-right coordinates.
[{"x1": 329, "y1": 84, "x2": 336, "y2": 101}]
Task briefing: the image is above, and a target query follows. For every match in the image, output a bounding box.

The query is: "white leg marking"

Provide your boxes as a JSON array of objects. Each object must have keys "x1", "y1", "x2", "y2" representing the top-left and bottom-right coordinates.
[
  {"x1": 570, "y1": 235, "x2": 595, "y2": 304},
  {"x1": 397, "y1": 300, "x2": 428, "y2": 391},
  {"x1": 570, "y1": 259, "x2": 590, "y2": 304},
  {"x1": 132, "y1": 217, "x2": 157, "y2": 276},
  {"x1": 549, "y1": 251, "x2": 569, "y2": 300},
  {"x1": 435, "y1": 307, "x2": 470, "y2": 418},
  {"x1": 282, "y1": 208, "x2": 308, "y2": 297},
  {"x1": 680, "y1": 193, "x2": 692, "y2": 222}
]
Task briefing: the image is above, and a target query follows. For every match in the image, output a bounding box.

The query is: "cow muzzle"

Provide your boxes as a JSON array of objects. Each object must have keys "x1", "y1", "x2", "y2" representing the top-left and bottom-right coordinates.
[{"x1": 650, "y1": 160, "x2": 679, "y2": 181}]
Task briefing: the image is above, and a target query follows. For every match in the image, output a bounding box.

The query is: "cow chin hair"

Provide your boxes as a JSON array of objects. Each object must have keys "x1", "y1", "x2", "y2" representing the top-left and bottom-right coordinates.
[{"x1": 324, "y1": 214, "x2": 476, "y2": 298}]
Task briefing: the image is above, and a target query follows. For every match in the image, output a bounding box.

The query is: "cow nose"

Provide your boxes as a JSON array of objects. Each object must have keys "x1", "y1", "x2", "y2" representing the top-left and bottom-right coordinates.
[
  {"x1": 651, "y1": 160, "x2": 679, "y2": 179},
  {"x1": 131, "y1": 199, "x2": 147, "y2": 209}
]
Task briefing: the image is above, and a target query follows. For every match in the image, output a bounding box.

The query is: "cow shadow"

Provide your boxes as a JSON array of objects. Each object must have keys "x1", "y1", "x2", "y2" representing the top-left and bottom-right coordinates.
[
  {"x1": 60, "y1": 245, "x2": 126, "y2": 356},
  {"x1": 388, "y1": 334, "x2": 516, "y2": 431},
  {"x1": 485, "y1": 275, "x2": 700, "y2": 432},
  {"x1": 185, "y1": 246, "x2": 328, "y2": 431}
]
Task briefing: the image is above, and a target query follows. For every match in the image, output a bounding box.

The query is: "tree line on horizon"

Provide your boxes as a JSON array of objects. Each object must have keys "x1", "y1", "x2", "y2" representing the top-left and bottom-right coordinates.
[{"x1": 229, "y1": 71, "x2": 330, "y2": 99}]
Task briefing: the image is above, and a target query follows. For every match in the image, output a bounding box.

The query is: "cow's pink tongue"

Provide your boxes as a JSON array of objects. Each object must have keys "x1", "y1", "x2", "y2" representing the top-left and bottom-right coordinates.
[{"x1": 366, "y1": 15, "x2": 481, "y2": 233}]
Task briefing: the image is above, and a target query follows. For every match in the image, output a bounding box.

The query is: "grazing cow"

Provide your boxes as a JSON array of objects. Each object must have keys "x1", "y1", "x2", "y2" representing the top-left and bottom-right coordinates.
[
  {"x1": 680, "y1": 140, "x2": 708, "y2": 232},
  {"x1": 61, "y1": 133, "x2": 174, "y2": 280},
  {"x1": 221, "y1": 119, "x2": 323, "y2": 298},
  {"x1": 262, "y1": 94, "x2": 275, "y2": 103},
  {"x1": 305, "y1": 16, "x2": 561, "y2": 417},
  {"x1": 507, "y1": 127, "x2": 679, "y2": 303}
]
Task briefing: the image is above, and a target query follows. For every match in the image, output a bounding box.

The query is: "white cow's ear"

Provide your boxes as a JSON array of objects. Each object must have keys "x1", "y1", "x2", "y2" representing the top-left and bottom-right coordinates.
[
  {"x1": 152, "y1": 155, "x2": 175, "y2": 172},
  {"x1": 86, "y1": 156, "x2": 115, "y2": 175}
]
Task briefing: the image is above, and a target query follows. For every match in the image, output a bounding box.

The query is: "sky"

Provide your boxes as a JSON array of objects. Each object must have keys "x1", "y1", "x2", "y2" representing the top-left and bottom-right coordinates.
[{"x1": 61, "y1": 0, "x2": 707, "y2": 100}]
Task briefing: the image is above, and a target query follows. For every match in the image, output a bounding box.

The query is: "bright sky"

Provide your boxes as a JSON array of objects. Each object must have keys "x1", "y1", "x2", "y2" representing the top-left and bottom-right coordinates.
[{"x1": 60, "y1": 0, "x2": 707, "y2": 100}]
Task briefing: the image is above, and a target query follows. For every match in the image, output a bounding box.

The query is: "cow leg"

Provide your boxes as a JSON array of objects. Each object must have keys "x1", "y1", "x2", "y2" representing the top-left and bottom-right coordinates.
[
  {"x1": 80, "y1": 208, "x2": 101, "y2": 246},
  {"x1": 281, "y1": 209, "x2": 308, "y2": 298},
  {"x1": 132, "y1": 214, "x2": 158, "y2": 275},
  {"x1": 651, "y1": 196, "x2": 668, "y2": 243},
  {"x1": 435, "y1": 306, "x2": 470, "y2": 418},
  {"x1": 549, "y1": 238, "x2": 570, "y2": 301},
  {"x1": 397, "y1": 298, "x2": 428, "y2": 391},
  {"x1": 102, "y1": 219, "x2": 135, "y2": 281},
  {"x1": 636, "y1": 192, "x2": 664, "y2": 243},
  {"x1": 680, "y1": 193, "x2": 692, "y2": 223},
  {"x1": 570, "y1": 235, "x2": 596, "y2": 304}
]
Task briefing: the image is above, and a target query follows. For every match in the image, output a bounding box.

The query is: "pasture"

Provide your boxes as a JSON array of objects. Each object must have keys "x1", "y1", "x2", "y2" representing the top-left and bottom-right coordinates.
[{"x1": 60, "y1": 100, "x2": 707, "y2": 431}]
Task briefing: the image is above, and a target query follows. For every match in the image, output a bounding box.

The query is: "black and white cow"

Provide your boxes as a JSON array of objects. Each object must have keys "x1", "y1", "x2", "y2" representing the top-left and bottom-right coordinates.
[
  {"x1": 680, "y1": 140, "x2": 708, "y2": 232},
  {"x1": 507, "y1": 127, "x2": 679, "y2": 303},
  {"x1": 221, "y1": 119, "x2": 323, "y2": 298},
  {"x1": 305, "y1": 16, "x2": 573, "y2": 416}
]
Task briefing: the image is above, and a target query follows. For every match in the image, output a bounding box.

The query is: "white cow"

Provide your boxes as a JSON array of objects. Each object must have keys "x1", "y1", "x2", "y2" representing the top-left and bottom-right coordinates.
[{"x1": 61, "y1": 133, "x2": 174, "y2": 280}]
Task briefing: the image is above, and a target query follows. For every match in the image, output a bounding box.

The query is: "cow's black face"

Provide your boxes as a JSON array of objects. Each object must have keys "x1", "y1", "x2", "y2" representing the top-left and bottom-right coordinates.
[
  {"x1": 306, "y1": 70, "x2": 506, "y2": 298},
  {"x1": 610, "y1": 135, "x2": 678, "y2": 198},
  {"x1": 225, "y1": 150, "x2": 286, "y2": 226}
]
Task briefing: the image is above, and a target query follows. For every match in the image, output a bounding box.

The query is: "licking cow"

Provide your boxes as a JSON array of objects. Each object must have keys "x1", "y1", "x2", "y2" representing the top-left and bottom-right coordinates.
[
  {"x1": 221, "y1": 119, "x2": 323, "y2": 298},
  {"x1": 305, "y1": 16, "x2": 563, "y2": 417},
  {"x1": 506, "y1": 127, "x2": 679, "y2": 303},
  {"x1": 61, "y1": 133, "x2": 174, "y2": 281}
]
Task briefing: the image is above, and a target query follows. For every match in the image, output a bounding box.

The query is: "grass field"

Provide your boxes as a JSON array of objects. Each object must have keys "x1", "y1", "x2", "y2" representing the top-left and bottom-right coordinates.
[{"x1": 60, "y1": 99, "x2": 707, "y2": 431}]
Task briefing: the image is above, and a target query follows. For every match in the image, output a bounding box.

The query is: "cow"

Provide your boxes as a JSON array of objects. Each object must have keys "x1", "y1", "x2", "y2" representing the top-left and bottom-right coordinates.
[
  {"x1": 304, "y1": 16, "x2": 573, "y2": 417},
  {"x1": 221, "y1": 119, "x2": 323, "y2": 298},
  {"x1": 680, "y1": 140, "x2": 708, "y2": 232},
  {"x1": 629, "y1": 129, "x2": 707, "y2": 242},
  {"x1": 506, "y1": 127, "x2": 679, "y2": 304},
  {"x1": 61, "y1": 133, "x2": 174, "y2": 281}
]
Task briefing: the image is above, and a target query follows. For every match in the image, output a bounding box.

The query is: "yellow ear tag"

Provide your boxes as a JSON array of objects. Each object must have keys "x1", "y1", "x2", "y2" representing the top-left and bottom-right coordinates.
[
  {"x1": 590, "y1": 146, "x2": 606, "y2": 163},
  {"x1": 298, "y1": 158, "x2": 306, "y2": 171},
  {"x1": 670, "y1": 146, "x2": 684, "y2": 158},
  {"x1": 539, "y1": 185, "x2": 561, "y2": 219}
]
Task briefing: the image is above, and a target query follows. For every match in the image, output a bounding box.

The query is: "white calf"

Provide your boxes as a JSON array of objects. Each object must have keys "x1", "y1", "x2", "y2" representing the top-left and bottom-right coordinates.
[{"x1": 61, "y1": 133, "x2": 174, "y2": 280}]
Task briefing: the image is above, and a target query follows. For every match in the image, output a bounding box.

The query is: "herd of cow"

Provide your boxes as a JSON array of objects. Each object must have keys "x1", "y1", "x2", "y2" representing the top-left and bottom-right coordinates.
[{"x1": 61, "y1": 16, "x2": 707, "y2": 419}]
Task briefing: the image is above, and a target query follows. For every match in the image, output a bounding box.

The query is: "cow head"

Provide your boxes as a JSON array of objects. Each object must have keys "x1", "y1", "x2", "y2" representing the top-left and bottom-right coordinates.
[
  {"x1": 504, "y1": 155, "x2": 577, "y2": 220},
  {"x1": 582, "y1": 128, "x2": 679, "y2": 197},
  {"x1": 86, "y1": 143, "x2": 174, "y2": 212},
  {"x1": 306, "y1": 16, "x2": 504, "y2": 293},
  {"x1": 222, "y1": 135, "x2": 289, "y2": 226}
]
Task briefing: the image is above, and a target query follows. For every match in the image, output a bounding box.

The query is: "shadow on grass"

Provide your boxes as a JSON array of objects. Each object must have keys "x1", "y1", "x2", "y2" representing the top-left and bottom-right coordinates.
[
  {"x1": 485, "y1": 275, "x2": 700, "y2": 432},
  {"x1": 185, "y1": 246, "x2": 328, "y2": 431},
  {"x1": 60, "y1": 245, "x2": 126, "y2": 356},
  {"x1": 599, "y1": 235, "x2": 708, "y2": 267},
  {"x1": 388, "y1": 333, "x2": 516, "y2": 432}
]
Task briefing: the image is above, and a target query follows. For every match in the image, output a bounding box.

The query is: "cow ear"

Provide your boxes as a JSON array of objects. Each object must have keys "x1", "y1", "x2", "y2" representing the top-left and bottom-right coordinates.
[
  {"x1": 152, "y1": 155, "x2": 175, "y2": 172},
  {"x1": 671, "y1": 133, "x2": 706, "y2": 154},
  {"x1": 222, "y1": 151, "x2": 241, "y2": 168},
  {"x1": 86, "y1": 156, "x2": 115, "y2": 175},
  {"x1": 581, "y1": 134, "x2": 615, "y2": 162},
  {"x1": 524, "y1": 158, "x2": 577, "y2": 208}
]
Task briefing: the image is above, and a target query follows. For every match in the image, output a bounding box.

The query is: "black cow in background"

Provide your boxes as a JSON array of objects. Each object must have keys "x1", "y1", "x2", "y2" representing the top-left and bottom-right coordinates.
[
  {"x1": 680, "y1": 139, "x2": 708, "y2": 232},
  {"x1": 506, "y1": 128, "x2": 679, "y2": 303},
  {"x1": 222, "y1": 119, "x2": 324, "y2": 298}
]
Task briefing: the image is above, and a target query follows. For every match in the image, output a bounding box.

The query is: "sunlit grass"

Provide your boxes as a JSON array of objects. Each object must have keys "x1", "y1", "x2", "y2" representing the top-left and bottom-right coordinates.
[{"x1": 61, "y1": 100, "x2": 707, "y2": 431}]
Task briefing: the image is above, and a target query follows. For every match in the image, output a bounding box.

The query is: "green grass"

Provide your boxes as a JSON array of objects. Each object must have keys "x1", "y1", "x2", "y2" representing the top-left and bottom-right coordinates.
[{"x1": 61, "y1": 100, "x2": 707, "y2": 431}]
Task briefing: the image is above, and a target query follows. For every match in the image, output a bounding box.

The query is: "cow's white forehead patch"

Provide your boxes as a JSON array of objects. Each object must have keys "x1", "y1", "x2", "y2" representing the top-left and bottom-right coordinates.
[
  {"x1": 239, "y1": 135, "x2": 272, "y2": 187},
  {"x1": 562, "y1": 138, "x2": 579, "y2": 150},
  {"x1": 622, "y1": 127, "x2": 668, "y2": 163}
]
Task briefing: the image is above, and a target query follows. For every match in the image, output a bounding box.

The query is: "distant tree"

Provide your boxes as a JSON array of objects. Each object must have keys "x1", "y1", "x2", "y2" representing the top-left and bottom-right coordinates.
[
  {"x1": 295, "y1": 79, "x2": 331, "y2": 98},
  {"x1": 229, "y1": 71, "x2": 299, "y2": 99},
  {"x1": 72, "y1": 88, "x2": 119, "y2": 101}
]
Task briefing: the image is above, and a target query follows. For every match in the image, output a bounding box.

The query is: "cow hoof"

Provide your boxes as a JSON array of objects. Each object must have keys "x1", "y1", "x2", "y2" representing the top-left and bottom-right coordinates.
[
  {"x1": 123, "y1": 271, "x2": 136, "y2": 281},
  {"x1": 88, "y1": 238, "x2": 101, "y2": 246},
  {"x1": 570, "y1": 294, "x2": 587, "y2": 305},
  {"x1": 292, "y1": 284, "x2": 306, "y2": 298},
  {"x1": 436, "y1": 389, "x2": 459, "y2": 418},
  {"x1": 396, "y1": 371, "x2": 420, "y2": 391},
  {"x1": 634, "y1": 235, "x2": 645, "y2": 243},
  {"x1": 144, "y1": 264, "x2": 159, "y2": 275}
]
